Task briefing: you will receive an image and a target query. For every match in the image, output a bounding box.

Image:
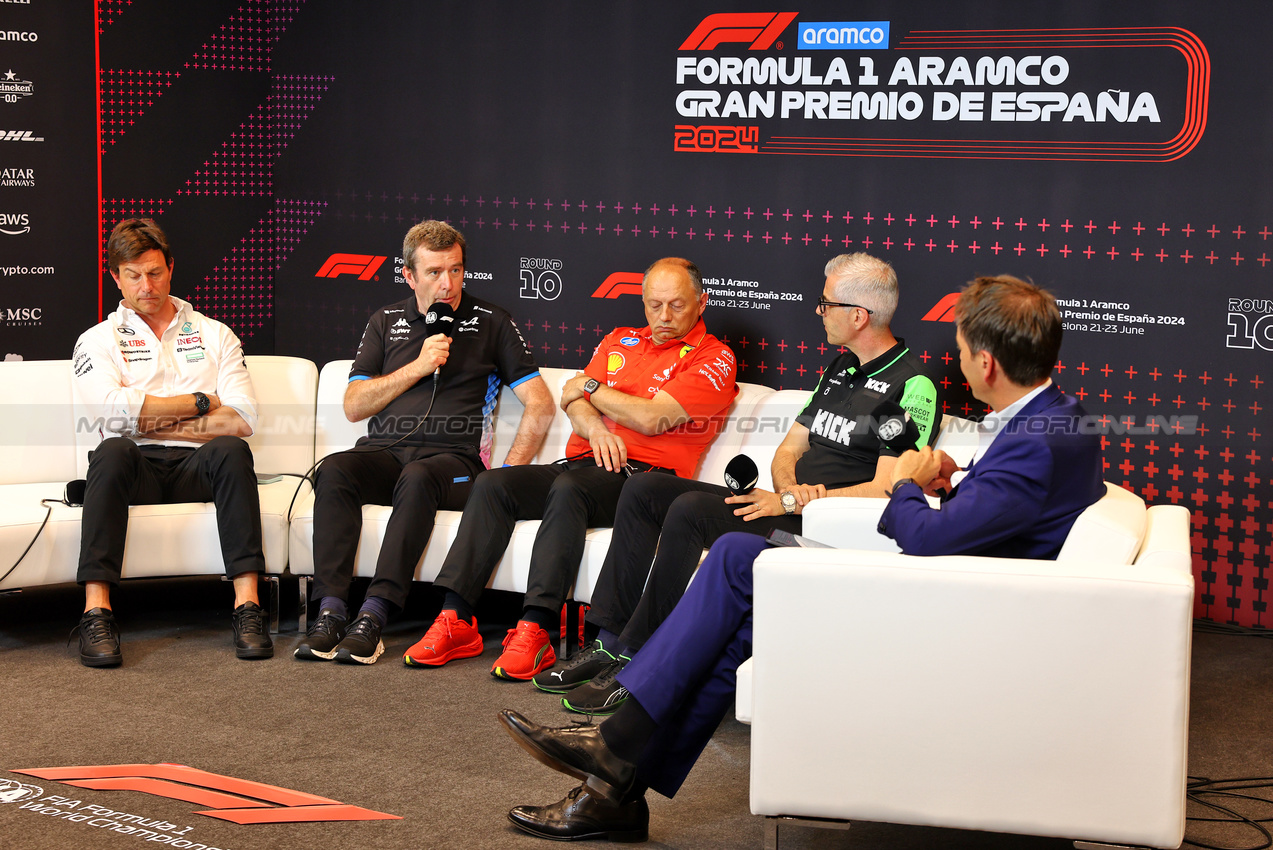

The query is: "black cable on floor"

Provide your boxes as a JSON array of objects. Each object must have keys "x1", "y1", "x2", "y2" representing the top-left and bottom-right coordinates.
[{"x1": 1185, "y1": 775, "x2": 1273, "y2": 850}]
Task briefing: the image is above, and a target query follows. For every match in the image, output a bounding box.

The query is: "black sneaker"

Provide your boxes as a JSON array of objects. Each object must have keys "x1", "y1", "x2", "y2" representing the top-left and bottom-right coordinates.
[
  {"x1": 333, "y1": 613, "x2": 384, "y2": 665},
  {"x1": 562, "y1": 657, "x2": 630, "y2": 715},
  {"x1": 232, "y1": 601, "x2": 275, "y2": 659},
  {"x1": 294, "y1": 608, "x2": 348, "y2": 661},
  {"x1": 77, "y1": 608, "x2": 122, "y2": 668},
  {"x1": 533, "y1": 639, "x2": 621, "y2": 694}
]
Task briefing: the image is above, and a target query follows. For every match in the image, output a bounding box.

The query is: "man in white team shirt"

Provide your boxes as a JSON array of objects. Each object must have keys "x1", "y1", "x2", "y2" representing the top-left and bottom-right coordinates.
[{"x1": 70, "y1": 218, "x2": 272, "y2": 667}]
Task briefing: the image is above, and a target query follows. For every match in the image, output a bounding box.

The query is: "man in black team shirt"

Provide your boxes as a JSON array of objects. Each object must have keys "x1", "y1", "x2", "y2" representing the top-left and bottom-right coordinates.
[
  {"x1": 295, "y1": 220, "x2": 554, "y2": 665},
  {"x1": 535, "y1": 252, "x2": 939, "y2": 714}
]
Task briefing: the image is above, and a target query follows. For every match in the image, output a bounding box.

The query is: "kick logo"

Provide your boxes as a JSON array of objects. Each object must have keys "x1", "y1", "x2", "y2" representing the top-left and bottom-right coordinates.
[
  {"x1": 315, "y1": 253, "x2": 387, "y2": 281},
  {"x1": 12, "y1": 763, "x2": 400, "y2": 824},
  {"x1": 680, "y1": 13, "x2": 798, "y2": 51}
]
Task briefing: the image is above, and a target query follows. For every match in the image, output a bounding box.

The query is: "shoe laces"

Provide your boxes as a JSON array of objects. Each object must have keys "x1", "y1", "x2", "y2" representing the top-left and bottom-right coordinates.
[
  {"x1": 589, "y1": 657, "x2": 628, "y2": 689},
  {"x1": 560, "y1": 640, "x2": 615, "y2": 672},
  {"x1": 307, "y1": 610, "x2": 344, "y2": 638},
  {"x1": 503, "y1": 622, "x2": 547, "y2": 653},
  {"x1": 346, "y1": 613, "x2": 380, "y2": 639},
  {"x1": 75, "y1": 612, "x2": 115, "y2": 644},
  {"x1": 235, "y1": 604, "x2": 268, "y2": 636},
  {"x1": 423, "y1": 613, "x2": 461, "y2": 644}
]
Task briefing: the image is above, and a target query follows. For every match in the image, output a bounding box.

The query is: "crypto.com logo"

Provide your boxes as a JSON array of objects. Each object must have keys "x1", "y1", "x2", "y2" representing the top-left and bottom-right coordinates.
[
  {"x1": 315, "y1": 253, "x2": 387, "y2": 281},
  {"x1": 680, "y1": 13, "x2": 798, "y2": 51},
  {"x1": 592, "y1": 272, "x2": 644, "y2": 299},
  {"x1": 13, "y1": 763, "x2": 399, "y2": 824},
  {"x1": 921, "y1": 293, "x2": 961, "y2": 322}
]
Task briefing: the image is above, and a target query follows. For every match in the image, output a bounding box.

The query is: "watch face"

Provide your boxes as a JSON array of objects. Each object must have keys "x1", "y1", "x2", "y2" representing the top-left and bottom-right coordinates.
[
  {"x1": 781, "y1": 492, "x2": 796, "y2": 508},
  {"x1": 585, "y1": 378, "x2": 600, "y2": 392}
]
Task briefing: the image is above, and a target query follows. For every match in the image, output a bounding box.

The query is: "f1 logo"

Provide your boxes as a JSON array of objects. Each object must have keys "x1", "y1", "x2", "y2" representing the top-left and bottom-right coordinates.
[
  {"x1": 14, "y1": 763, "x2": 400, "y2": 824},
  {"x1": 921, "y1": 293, "x2": 961, "y2": 322},
  {"x1": 680, "y1": 13, "x2": 798, "y2": 51},
  {"x1": 591, "y1": 272, "x2": 644, "y2": 299},
  {"x1": 315, "y1": 254, "x2": 387, "y2": 281}
]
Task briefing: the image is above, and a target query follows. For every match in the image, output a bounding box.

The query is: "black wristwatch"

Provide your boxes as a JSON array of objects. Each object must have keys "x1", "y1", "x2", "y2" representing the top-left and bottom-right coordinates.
[
  {"x1": 890, "y1": 478, "x2": 916, "y2": 496},
  {"x1": 582, "y1": 378, "x2": 601, "y2": 400},
  {"x1": 193, "y1": 391, "x2": 211, "y2": 417}
]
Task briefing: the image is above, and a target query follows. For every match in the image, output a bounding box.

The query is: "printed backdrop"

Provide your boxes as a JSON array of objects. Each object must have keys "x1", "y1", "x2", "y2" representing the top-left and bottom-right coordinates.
[{"x1": 1, "y1": 0, "x2": 1269, "y2": 626}]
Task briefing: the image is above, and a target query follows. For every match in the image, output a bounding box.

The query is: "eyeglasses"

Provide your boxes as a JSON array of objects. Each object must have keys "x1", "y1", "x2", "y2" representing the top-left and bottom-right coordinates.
[{"x1": 817, "y1": 297, "x2": 874, "y2": 315}]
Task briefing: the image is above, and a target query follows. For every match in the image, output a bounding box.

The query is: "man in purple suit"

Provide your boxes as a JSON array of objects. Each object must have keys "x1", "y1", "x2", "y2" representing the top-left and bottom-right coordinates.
[{"x1": 496, "y1": 275, "x2": 1104, "y2": 842}]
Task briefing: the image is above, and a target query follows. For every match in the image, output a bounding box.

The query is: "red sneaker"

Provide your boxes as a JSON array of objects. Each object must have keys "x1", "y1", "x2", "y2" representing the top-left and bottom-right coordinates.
[
  {"x1": 492, "y1": 620, "x2": 557, "y2": 680},
  {"x1": 403, "y1": 610, "x2": 483, "y2": 667}
]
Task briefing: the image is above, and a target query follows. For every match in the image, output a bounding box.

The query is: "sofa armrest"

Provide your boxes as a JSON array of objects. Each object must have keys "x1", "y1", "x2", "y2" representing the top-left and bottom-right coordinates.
[
  {"x1": 749, "y1": 542, "x2": 1193, "y2": 848},
  {"x1": 799, "y1": 496, "x2": 898, "y2": 551}
]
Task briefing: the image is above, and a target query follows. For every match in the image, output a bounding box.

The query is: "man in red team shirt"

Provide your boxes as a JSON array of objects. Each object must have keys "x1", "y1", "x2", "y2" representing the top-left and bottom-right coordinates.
[{"x1": 403, "y1": 257, "x2": 738, "y2": 680}]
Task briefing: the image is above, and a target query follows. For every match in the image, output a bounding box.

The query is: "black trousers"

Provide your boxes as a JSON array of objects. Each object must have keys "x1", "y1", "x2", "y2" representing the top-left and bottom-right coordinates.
[
  {"x1": 433, "y1": 460, "x2": 669, "y2": 616},
  {"x1": 585, "y1": 472, "x2": 802, "y2": 651},
  {"x1": 310, "y1": 447, "x2": 481, "y2": 610},
  {"x1": 77, "y1": 436, "x2": 266, "y2": 586}
]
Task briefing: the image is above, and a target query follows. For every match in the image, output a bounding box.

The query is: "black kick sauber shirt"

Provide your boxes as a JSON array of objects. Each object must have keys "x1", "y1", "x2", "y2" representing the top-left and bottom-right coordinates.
[
  {"x1": 349, "y1": 294, "x2": 539, "y2": 466},
  {"x1": 794, "y1": 340, "x2": 938, "y2": 489}
]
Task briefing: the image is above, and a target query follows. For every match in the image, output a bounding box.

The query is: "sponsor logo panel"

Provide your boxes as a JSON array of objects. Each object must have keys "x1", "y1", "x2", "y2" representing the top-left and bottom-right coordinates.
[{"x1": 1, "y1": 305, "x2": 42, "y2": 326}]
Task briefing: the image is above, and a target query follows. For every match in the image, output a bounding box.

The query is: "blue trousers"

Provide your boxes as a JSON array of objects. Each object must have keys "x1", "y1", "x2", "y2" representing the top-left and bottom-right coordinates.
[{"x1": 615, "y1": 531, "x2": 769, "y2": 798}]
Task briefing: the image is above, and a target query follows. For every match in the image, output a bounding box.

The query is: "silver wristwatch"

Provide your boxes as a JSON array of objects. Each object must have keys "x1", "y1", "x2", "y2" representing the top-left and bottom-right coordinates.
[{"x1": 779, "y1": 490, "x2": 797, "y2": 515}]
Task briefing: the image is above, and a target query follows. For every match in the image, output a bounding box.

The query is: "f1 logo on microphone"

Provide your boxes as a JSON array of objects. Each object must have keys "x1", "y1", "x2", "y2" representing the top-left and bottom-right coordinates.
[{"x1": 315, "y1": 254, "x2": 387, "y2": 281}]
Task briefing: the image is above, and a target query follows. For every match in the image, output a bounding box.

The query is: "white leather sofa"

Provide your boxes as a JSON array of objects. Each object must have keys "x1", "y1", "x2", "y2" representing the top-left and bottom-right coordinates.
[
  {"x1": 286, "y1": 361, "x2": 780, "y2": 618},
  {"x1": 0, "y1": 356, "x2": 318, "y2": 625},
  {"x1": 738, "y1": 482, "x2": 1194, "y2": 849}
]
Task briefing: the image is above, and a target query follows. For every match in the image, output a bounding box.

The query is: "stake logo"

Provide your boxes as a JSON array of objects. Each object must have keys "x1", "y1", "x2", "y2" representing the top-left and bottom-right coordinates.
[
  {"x1": 13, "y1": 763, "x2": 400, "y2": 824},
  {"x1": 591, "y1": 272, "x2": 644, "y2": 299},
  {"x1": 680, "y1": 13, "x2": 798, "y2": 51},
  {"x1": 315, "y1": 253, "x2": 387, "y2": 280},
  {"x1": 921, "y1": 292, "x2": 961, "y2": 322}
]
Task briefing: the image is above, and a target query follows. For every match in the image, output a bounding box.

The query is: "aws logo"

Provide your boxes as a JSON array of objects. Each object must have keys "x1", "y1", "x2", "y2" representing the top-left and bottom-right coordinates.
[
  {"x1": 922, "y1": 293, "x2": 961, "y2": 322},
  {"x1": 680, "y1": 13, "x2": 797, "y2": 50},
  {"x1": 316, "y1": 253, "x2": 387, "y2": 281}
]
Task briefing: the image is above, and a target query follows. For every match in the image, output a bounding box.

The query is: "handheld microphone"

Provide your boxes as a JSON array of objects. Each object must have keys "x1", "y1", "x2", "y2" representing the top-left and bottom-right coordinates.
[
  {"x1": 423, "y1": 302, "x2": 456, "y2": 383},
  {"x1": 873, "y1": 400, "x2": 920, "y2": 454},
  {"x1": 723, "y1": 454, "x2": 759, "y2": 496}
]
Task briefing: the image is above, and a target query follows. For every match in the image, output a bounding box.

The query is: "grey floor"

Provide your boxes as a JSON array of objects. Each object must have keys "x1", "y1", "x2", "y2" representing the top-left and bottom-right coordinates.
[{"x1": 0, "y1": 576, "x2": 1269, "y2": 850}]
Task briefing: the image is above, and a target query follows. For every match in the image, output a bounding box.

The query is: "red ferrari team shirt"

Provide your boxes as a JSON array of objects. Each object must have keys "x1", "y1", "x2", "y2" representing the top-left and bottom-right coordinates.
[{"x1": 566, "y1": 319, "x2": 737, "y2": 478}]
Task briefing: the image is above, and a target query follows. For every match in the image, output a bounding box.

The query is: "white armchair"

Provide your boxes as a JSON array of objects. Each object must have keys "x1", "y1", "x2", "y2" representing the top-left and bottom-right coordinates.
[{"x1": 741, "y1": 488, "x2": 1193, "y2": 849}]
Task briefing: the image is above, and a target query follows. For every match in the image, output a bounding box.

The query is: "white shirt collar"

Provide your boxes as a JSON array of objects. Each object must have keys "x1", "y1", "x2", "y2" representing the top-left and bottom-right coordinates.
[{"x1": 970, "y1": 379, "x2": 1053, "y2": 465}]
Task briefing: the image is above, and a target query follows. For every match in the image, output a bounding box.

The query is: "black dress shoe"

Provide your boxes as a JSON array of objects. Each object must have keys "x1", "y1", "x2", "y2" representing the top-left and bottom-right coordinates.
[
  {"x1": 232, "y1": 601, "x2": 274, "y2": 659},
  {"x1": 509, "y1": 783, "x2": 648, "y2": 842},
  {"x1": 498, "y1": 709, "x2": 636, "y2": 804},
  {"x1": 77, "y1": 608, "x2": 122, "y2": 668}
]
